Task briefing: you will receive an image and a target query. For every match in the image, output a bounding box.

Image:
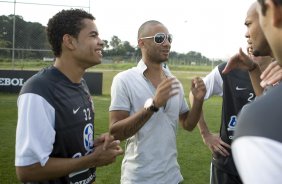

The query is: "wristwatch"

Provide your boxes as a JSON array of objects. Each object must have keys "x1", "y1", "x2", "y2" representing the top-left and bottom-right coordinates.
[{"x1": 144, "y1": 98, "x2": 159, "y2": 112}]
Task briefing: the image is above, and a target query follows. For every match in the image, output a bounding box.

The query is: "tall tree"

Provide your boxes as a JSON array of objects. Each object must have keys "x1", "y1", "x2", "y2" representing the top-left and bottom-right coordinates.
[
  {"x1": 103, "y1": 39, "x2": 109, "y2": 49},
  {"x1": 110, "y1": 35, "x2": 121, "y2": 49}
]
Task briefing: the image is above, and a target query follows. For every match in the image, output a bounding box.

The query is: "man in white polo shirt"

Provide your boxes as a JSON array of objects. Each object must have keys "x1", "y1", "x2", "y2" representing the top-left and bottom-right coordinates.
[{"x1": 109, "y1": 20, "x2": 206, "y2": 184}]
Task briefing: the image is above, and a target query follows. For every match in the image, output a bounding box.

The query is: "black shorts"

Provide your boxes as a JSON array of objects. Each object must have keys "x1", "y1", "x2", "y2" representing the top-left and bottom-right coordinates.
[{"x1": 210, "y1": 163, "x2": 242, "y2": 184}]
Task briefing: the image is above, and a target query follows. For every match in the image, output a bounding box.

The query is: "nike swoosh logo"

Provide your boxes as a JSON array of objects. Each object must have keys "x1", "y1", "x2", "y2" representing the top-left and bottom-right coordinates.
[
  {"x1": 236, "y1": 86, "x2": 247, "y2": 90},
  {"x1": 73, "y1": 107, "x2": 80, "y2": 114}
]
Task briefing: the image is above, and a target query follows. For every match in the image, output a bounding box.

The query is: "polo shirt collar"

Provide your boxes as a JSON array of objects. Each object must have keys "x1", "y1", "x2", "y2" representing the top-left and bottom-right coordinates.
[{"x1": 136, "y1": 59, "x2": 172, "y2": 77}]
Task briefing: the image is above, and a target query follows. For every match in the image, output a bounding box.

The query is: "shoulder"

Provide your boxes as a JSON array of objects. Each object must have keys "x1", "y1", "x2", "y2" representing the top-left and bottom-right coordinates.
[
  {"x1": 235, "y1": 84, "x2": 282, "y2": 142},
  {"x1": 113, "y1": 67, "x2": 139, "y2": 81},
  {"x1": 19, "y1": 67, "x2": 62, "y2": 104},
  {"x1": 217, "y1": 62, "x2": 227, "y2": 72},
  {"x1": 20, "y1": 68, "x2": 52, "y2": 95}
]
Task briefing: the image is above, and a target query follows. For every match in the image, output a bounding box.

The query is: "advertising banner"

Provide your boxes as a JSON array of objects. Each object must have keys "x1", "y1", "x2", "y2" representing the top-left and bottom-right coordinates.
[{"x1": 0, "y1": 70, "x2": 103, "y2": 95}]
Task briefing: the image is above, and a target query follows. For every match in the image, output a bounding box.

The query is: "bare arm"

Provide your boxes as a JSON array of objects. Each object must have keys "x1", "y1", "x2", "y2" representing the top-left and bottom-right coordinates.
[
  {"x1": 16, "y1": 157, "x2": 94, "y2": 182},
  {"x1": 109, "y1": 109, "x2": 154, "y2": 141},
  {"x1": 179, "y1": 77, "x2": 206, "y2": 131},
  {"x1": 179, "y1": 99, "x2": 203, "y2": 131},
  {"x1": 188, "y1": 92, "x2": 230, "y2": 156},
  {"x1": 109, "y1": 77, "x2": 179, "y2": 141},
  {"x1": 16, "y1": 134, "x2": 123, "y2": 182},
  {"x1": 188, "y1": 91, "x2": 210, "y2": 136},
  {"x1": 248, "y1": 64, "x2": 264, "y2": 96}
]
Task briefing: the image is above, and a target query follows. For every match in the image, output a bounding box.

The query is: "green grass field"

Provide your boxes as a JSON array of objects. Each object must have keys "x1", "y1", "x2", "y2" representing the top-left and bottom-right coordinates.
[{"x1": 0, "y1": 65, "x2": 222, "y2": 184}]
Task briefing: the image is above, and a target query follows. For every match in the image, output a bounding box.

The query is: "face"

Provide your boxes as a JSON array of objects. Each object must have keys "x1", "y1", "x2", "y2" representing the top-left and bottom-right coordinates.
[
  {"x1": 245, "y1": 3, "x2": 271, "y2": 56},
  {"x1": 72, "y1": 19, "x2": 104, "y2": 68},
  {"x1": 139, "y1": 24, "x2": 171, "y2": 63},
  {"x1": 257, "y1": 0, "x2": 281, "y2": 60}
]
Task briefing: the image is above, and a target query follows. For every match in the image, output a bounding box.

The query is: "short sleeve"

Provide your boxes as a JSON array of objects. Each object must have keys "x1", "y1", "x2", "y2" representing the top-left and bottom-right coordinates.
[
  {"x1": 203, "y1": 66, "x2": 223, "y2": 100},
  {"x1": 15, "y1": 93, "x2": 55, "y2": 167},
  {"x1": 232, "y1": 136, "x2": 282, "y2": 184},
  {"x1": 109, "y1": 74, "x2": 131, "y2": 112}
]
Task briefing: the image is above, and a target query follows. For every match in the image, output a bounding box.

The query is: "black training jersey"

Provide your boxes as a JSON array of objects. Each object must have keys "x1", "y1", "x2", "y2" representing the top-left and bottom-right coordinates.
[
  {"x1": 19, "y1": 66, "x2": 96, "y2": 184},
  {"x1": 232, "y1": 82, "x2": 282, "y2": 183},
  {"x1": 212, "y1": 62, "x2": 255, "y2": 175},
  {"x1": 218, "y1": 63, "x2": 255, "y2": 144},
  {"x1": 234, "y1": 83, "x2": 282, "y2": 142}
]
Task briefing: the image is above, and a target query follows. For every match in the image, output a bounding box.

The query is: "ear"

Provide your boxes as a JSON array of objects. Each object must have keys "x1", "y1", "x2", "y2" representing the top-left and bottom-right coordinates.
[
  {"x1": 62, "y1": 34, "x2": 76, "y2": 50},
  {"x1": 137, "y1": 39, "x2": 143, "y2": 48},
  {"x1": 267, "y1": 0, "x2": 282, "y2": 27}
]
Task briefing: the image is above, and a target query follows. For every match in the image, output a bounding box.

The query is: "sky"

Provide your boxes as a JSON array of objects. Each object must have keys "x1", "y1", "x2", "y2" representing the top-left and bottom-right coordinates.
[{"x1": 1, "y1": 0, "x2": 255, "y2": 60}]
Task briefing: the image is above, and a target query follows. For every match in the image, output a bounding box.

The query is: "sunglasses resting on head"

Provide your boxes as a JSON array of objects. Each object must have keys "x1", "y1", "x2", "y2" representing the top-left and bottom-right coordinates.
[{"x1": 139, "y1": 33, "x2": 173, "y2": 44}]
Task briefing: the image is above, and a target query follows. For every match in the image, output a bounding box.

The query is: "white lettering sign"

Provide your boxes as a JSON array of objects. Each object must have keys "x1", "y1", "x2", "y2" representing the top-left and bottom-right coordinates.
[{"x1": 0, "y1": 78, "x2": 24, "y2": 86}]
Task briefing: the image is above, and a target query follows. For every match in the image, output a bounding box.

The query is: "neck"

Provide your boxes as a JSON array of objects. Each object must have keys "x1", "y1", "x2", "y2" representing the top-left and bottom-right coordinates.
[
  {"x1": 143, "y1": 59, "x2": 167, "y2": 88},
  {"x1": 256, "y1": 56, "x2": 274, "y2": 72},
  {"x1": 54, "y1": 57, "x2": 85, "y2": 83},
  {"x1": 143, "y1": 57, "x2": 164, "y2": 74}
]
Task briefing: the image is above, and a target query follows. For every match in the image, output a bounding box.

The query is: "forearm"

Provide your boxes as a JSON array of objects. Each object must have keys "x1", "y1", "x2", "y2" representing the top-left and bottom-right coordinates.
[
  {"x1": 249, "y1": 64, "x2": 264, "y2": 96},
  {"x1": 110, "y1": 109, "x2": 154, "y2": 141},
  {"x1": 16, "y1": 156, "x2": 92, "y2": 182},
  {"x1": 197, "y1": 111, "x2": 210, "y2": 136},
  {"x1": 182, "y1": 99, "x2": 204, "y2": 131}
]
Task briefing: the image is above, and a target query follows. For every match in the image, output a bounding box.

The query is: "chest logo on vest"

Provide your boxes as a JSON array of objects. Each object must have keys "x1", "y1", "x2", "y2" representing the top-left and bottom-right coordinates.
[
  {"x1": 73, "y1": 107, "x2": 81, "y2": 114},
  {"x1": 84, "y1": 123, "x2": 94, "y2": 151},
  {"x1": 227, "y1": 115, "x2": 237, "y2": 131},
  {"x1": 236, "y1": 86, "x2": 247, "y2": 91}
]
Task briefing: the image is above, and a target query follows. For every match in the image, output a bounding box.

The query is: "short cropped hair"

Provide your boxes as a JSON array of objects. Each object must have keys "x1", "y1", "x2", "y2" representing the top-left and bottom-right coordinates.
[
  {"x1": 137, "y1": 20, "x2": 163, "y2": 39},
  {"x1": 47, "y1": 9, "x2": 95, "y2": 57}
]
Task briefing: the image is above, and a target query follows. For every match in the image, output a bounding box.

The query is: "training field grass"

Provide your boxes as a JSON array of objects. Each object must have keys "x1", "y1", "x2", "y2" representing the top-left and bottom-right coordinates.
[{"x1": 0, "y1": 66, "x2": 222, "y2": 183}]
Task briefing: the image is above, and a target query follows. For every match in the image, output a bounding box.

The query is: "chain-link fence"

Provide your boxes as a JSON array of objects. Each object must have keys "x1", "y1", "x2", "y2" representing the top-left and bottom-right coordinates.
[{"x1": 0, "y1": 0, "x2": 90, "y2": 66}]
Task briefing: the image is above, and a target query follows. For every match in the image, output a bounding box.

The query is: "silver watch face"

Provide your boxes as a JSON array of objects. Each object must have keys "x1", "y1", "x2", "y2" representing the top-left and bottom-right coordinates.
[{"x1": 144, "y1": 98, "x2": 153, "y2": 109}]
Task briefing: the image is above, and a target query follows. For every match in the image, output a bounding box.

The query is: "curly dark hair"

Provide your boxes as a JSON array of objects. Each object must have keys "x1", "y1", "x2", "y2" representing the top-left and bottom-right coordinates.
[{"x1": 47, "y1": 9, "x2": 95, "y2": 57}]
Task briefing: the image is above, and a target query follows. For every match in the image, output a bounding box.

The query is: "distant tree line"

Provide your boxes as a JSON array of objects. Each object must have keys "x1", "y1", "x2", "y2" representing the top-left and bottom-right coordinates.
[
  {"x1": 0, "y1": 15, "x2": 50, "y2": 59},
  {"x1": 0, "y1": 14, "x2": 225, "y2": 65}
]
